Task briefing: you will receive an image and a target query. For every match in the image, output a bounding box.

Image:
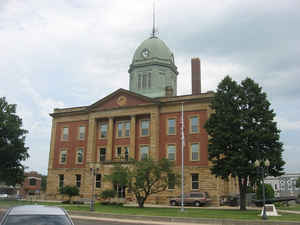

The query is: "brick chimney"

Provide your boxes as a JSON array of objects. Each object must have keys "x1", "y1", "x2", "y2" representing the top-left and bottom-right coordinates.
[{"x1": 191, "y1": 58, "x2": 201, "y2": 94}]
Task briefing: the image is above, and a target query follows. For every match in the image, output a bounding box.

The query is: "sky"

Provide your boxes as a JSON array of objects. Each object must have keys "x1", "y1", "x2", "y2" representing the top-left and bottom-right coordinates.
[{"x1": 0, "y1": 0, "x2": 299, "y2": 175}]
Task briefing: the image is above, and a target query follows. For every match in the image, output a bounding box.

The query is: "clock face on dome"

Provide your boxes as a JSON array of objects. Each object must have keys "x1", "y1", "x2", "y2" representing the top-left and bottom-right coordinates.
[{"x1": 141, "y1": 48, "x2": 150, "y2": 58}]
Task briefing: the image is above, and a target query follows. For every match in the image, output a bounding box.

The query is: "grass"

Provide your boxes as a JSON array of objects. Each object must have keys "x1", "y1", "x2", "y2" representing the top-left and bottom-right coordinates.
[
  {"x1": 1, "y1": 200, "x2": 300, "y2": 222},
  {"x1": 278, "y1": 204, "x2": 300, "y2": 211}
]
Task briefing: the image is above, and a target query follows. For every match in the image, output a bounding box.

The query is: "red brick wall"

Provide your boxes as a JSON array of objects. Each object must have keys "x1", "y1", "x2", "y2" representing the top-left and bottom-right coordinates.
[
  {"x1": 20, "y1": 172, "x2": 42, "y2": 196},
  {"x1": 159, "y1": 110, "x2": 208, "y2": 166},
  {"x1": 53, "y1": 120, "x2": 89, "y2": 169}
]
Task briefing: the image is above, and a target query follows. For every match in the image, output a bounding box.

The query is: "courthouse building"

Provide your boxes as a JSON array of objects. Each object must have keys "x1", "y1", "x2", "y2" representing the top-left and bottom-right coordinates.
[{"x1": 46, "y1": 32, "x2": 238, "y2": 205}]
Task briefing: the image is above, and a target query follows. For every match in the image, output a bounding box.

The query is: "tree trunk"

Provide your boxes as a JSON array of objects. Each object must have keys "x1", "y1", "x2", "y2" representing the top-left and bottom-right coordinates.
[
  {"x1": 137, "y1": 197, "x2": 145, "y2": 208},
  {"x1": 238, "y1": 176, "x2": 247, "y2": 211}
]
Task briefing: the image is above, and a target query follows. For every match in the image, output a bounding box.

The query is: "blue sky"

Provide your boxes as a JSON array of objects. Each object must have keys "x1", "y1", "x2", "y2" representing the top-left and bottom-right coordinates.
[{"x1": 0, "y1": 0, "x2": 299, "y2": 175}]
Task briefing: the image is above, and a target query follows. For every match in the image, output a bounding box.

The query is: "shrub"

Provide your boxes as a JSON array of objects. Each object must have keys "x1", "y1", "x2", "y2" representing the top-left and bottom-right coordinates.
[
  {"x1": 100, "y1": 189, "x2": 116, "y2": 200},
  {"x1": 256, "y1": 183, "x2": 275, "y2": 200}
]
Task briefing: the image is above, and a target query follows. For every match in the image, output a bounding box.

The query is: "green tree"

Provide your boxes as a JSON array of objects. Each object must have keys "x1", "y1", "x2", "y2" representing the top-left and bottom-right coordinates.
[
  {"x1": 296, "y1": 177, "x2": 300, "y2": 188},
  {"x1": 256, "y1": 183, "x2": 275, "y2": 200},
  {"x1": 105, "y1": 158, "x2": 179, "y2": 208},
  {"x1": 60, "y1": 185, "x2": 79, "y2": 203},
  {"x1": 41, "y1": 175, "x2": 47, "y2": 191},
  {"x1": 204, "y1": 76, "x2": 285, "y2": 210},
  {"x1": 0, "y1": 97, "x2": 29, "y2": 186}
]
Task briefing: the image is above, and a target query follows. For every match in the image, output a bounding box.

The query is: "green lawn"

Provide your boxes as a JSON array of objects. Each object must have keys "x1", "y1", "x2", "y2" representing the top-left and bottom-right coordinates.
[
  {"x1": 1, "y1": 200, "x2": 300, "y2": 222},
  {"x1": 278, "y1": 204, "x2": 300, "y2": 211}
]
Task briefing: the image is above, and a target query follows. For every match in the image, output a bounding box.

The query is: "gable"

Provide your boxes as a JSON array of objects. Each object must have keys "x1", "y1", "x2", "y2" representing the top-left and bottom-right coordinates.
[{"x1": 89, "y1": 89, "x2": 157, "y2": 112}]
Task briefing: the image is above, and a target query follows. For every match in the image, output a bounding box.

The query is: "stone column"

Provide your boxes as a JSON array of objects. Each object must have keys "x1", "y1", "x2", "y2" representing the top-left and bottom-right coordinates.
[
  {"x1": 107, "y1": 117, "x2": 114, "y2": 161},
  {"x1": 130, "y1": 115, "x2": 136, "y2": 160}
]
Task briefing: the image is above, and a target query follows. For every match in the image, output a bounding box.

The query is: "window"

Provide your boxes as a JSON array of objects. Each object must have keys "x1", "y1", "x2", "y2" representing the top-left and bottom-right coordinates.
[
  {"x1": 115, "y1": 146, "x2": 129, "y2": 161},
  {"x1": 62, "y1": 127, "x2": 69, "y2": 141},
  {"x1": 148, "y1": 73, "x2": 151, "y2": 88},
  {"x1": 191, "y1": 143, "x2": 200, "y2": 161},
  {"x1": 141, "y1": 120, "x2": 150, "y2": 136},
  {"x1": 76, "y1": 148, "x2": 83, "y2": 164},
  {"x1": 138, "y1": 73, "x2": 151, "y2": 89},
  {"x1": 125, "y1": 122, "x2": 130, "y2": 136},
  {"x1": 59, "y1": 150, "x2": 67, "y2": 164},
  {"x1": 96, "y1": 174, "x2": 101, "y2": 188},
  {"x1": 79, "y1": 125, "x2": 85, "y2": 140},
  {"x1": 167, "y1": 145, "x2": 176, "y2": 161},
  {"x1": 117, "y1": 121, "x2": 130, "y2": 137},
  {"x1": 29, "y1": 178, "x2": 36, "y2": 186},
  {"x1": 190, "y1": 116, "x2": 199, "y2": 133},
  {"x1": 76, "y1": 174, "x2": 81, "y2": 188},
  {"x1": 142, "y1": 74, "x2": 147, "y2": 88},
  {"x1": 168, "y1": 174, "x2": 175, "y2": 190},
  {"x1": 59, "y1": 174, "x2": 64, "y2": 188},
  {"x1": 99, "y1": 123, "x2": 108, "y2": 138},
  {"x1": 99, "y1": 148, "x2": 106, "y2": 162},
  {"x1": 191, "y1": 173, "x2": 199, "y2": 190},
  {"x1": 167, "y1": 118, "x2": 176, "y2": 135},
  {"x1": 140, "y1": 145, "x2": 149, "y2": 160}
]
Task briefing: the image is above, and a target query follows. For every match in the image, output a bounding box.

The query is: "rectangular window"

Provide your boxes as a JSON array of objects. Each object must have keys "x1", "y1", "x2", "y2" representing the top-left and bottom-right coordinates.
[
  {"x1": 79, "y1": 125, "x2": 85, "y2": 140},
  {"x1": 99, "y1": 148, "x2": 106, "y2": 162},
  {"x1": 141, "y1": 120, "x2": 149, "y2": 136},
  {"x1": 167, "y1": 145, "x2": 176, "y2": 161},
  {"x1": 96, "y1": 174, "x2": 101, "y2": 188},
  {"x1": 168, "y1": 174, "x2": 176, "y2": 190},
  {"x1": 142, "y1": 74, "x2": 147, "y2": 88},
  {"x1": 76, "y1": 148, "x2": 83, "y2": 164},
  {"x1": 124, "y1": 146, "x2": 129, "y2": 161},
  {"x1": 62, "y1": 127, "x2": 69, "y2": 141},
  {"x1": 29, "y1": 178, "x2": 36, "y2": 186},
  {"x1": 167, "y1": 118, "x2": 176, "y2": 135},
  {"x1": 140, "y1": 145, "x2": 149, "y2": 160},
  {"x1": 117, "y1": 123, "x2": 123, "y2": 137},
  {"x1": 125, "y1": 122, "x2": 130, "y2": 137},
  {"x1": 148, "y1": 73, "x2": 151, "y2": 88},
  {"x1": 59, "y1": 150, "x2": 67, "y2": 164},
  {"x1": 191, "y1": 173, "x2": 199, "y2": 190},
  {"x1": 116, "y1": 147, "x2": 122, "y2": 159},
  {"x1": 190, "y1": 116, "x2": 199, "y2": 133},
  {"x1": 117, "y1": 121, "x2": 130, "y2": 137},
  {"x1": 59, "y1": 174, "x2": 64, "y2": 188},
  {"x1": 76, "y1": 174, "x2": 81, "y2": 188},
  {"x1": 191, "y1": 143, "x2": 200, "y2": 161},
  {"x1": 138, "y1": 74, "x2": 142, "y2": 89},
  {"x1": 100, "y1": 123, "x2": 108, "y2": 138}
]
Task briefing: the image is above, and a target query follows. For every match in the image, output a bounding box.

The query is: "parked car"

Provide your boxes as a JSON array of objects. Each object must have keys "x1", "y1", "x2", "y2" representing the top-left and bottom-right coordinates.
[
  {"x1": 0, "y1": 205, "x2": 75, "y2": 225},
  {"x1": 220, "y1": 195, "x2": 240, "y2": 206},
  {"x1": 0, "y1": 194, "x2": 8, "y2": 199},
  {"x1": 169, "y1": 192, "x2": 211, "y2": 207}
]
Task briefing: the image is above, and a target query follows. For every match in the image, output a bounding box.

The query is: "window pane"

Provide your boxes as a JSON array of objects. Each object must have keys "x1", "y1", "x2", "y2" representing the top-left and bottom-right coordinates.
[
  {"x1": 79, "y1": 126, "x2": 85, "y2": 139},
  {"x1": 141, "y1": 146, "x2": 149, "y2": 160},
  {"x1": 76, "y1": 174, "x2": 81, "y2": 188},
  {"x1": 125, "y1": 122, "x2": 130, "y2": 136},
  {"x1": 191, "y1": 117, "x2": 198, "y2": 133},
  {"x1": 118, "y1": 123, "x2": 123, "y2": 137},
  {"x1": 100, "y1": 148, "x2": 106, "y2": 162},
  {"x1": 167, "y1": 145, "x2": 176, "y2": 160},
  {"x1": 77, "y1": 149, "x2": 83, "y2": 163},
  {"x1": 124, "y1": 147, "x2": 129, "y2": 161},
  {"x1": 96, "y1": 174, "x2": 101, "y2": 188},
  {"x1": 141, "y1": 120, "x2": 149, "y2": 136},
  {"x1": 168, "y1": 174, "x2": 175, "y2": 189},
  {"x1": 59, "y1": 174, "x2": 64, "y2": 188},
  {"x1": 29, "y1": 179, "x2": 36, "y2": 186},
  {"x1": 62, "y1": 127, "x2": 68, "y2": 140},
  {"x1": 100, "y1": 123, "x2": 108, "y2": 138},
  {"x1": 60, "y1": 151, "x2": 67, "y2": 163},
  {"x1": 168, "y1": 119, "x2": 175, "y2": 134},
  {"x1": 191, "y1": 144, "x2": 199, "y2": 160},
  {"x1": 5, "y1": 215, "x2": 73, "y2": 225},
  {"x1": 192, "y1": 173, "x2": 199, "y2": 189}
]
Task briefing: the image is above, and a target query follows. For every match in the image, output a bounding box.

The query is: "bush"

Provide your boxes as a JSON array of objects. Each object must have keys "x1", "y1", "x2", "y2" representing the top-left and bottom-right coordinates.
[
  {"x1": 100, "y1": 189, "x2": 116, "y2": 200},
  {"x1": 256, "y1": 183, "x2": 275, "y2": 200}
]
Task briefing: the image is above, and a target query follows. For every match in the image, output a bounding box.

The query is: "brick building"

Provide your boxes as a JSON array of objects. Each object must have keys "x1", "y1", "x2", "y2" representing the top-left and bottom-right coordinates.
[
  {"x1": 46, "y1": 32, "x2": 238, "y2": 205},
  {"x1": 20, "y1": 171, "x2": 42, "y2": 196}
]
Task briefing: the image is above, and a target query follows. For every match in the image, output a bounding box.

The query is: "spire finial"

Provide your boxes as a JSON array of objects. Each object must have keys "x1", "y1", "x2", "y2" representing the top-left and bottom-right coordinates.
[{"x1": 151, "y1": 1, "x2": 158, "y2": 38}]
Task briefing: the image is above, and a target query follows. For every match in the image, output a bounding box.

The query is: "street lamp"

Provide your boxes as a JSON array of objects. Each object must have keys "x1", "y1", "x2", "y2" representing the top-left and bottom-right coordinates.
[
  {"x1": 254, "y1": 159, "x2": 270, "y2": 220},
  {"x1": 90, "y1": 166, "x2": 99, "y2": 211}
]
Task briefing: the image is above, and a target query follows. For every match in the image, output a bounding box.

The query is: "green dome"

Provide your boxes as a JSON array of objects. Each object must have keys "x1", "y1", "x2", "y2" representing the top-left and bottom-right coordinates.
[{"x1": 132, "y1": 37, "x2": 174, "y2": 63}]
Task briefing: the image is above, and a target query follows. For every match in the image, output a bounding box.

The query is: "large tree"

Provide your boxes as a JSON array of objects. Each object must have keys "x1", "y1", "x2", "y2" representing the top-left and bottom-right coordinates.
[
  {"x1": 105, "y1": 158, "x2": 179, "y2": 208},
  {"x1": 204, "y1": 76, "x2": 285, "y2": 210},
  {"x1": 0, "y1": 97, "x2": 29, "y2": 186}
]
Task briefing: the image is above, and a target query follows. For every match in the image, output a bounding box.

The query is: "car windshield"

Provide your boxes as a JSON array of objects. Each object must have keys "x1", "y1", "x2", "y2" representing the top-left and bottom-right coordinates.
[{"x1": 4, "y1": 215, "x2": 72, "y2": 225}]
